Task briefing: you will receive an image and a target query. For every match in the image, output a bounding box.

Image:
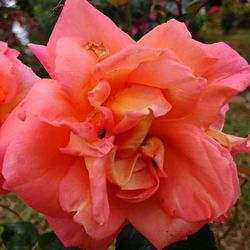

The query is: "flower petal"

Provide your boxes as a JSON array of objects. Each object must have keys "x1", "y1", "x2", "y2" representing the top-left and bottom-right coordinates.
[
  {"x1": 47, "y1": 216, "x2": 116, "y2": 250},
  {"x1": 54, "y1": 37, "x2": 96, "y2": 107},
  {"x1": 138, "y1": 19, "x2": 217, "y2": 76},
  {"x1": 128, "y1": 50, "x2": 207, "y2": 118},
  {"x1": 151, "y1": 123, "x2": 240, "y2": 222},
  {"x1": 107, "y1": 85, "x2": 171, "y2": 134},
  {"x1": 22, "y1": 79, "x2": 84, "y2": 124},
  {"x1": 47, "y1": 0, "x2": 134, "y2": 72},
  {"x1": 128, "y1": 198, "x2": 205, "y2": 249},
  {"x1": 28, "y1": 44, "x2": 51, "y2": 75},
  {"x1": 84, "y1": 156, "x2": 110, "y2": 225},
  {"x1": 59, "y1": 158, "x2": 90, "y2": 213},
  {"x1": 1, "y1": 111, "x2": 72, "y2": 216},
  {"x1": 202, "y1": 42, "x2": 250, "y2": 91}
]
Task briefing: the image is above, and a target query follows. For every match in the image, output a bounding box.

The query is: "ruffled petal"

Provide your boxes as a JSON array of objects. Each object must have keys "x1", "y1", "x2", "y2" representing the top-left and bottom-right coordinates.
[
  {"x1": 21, "y1": 79, "x2": 83, "y2": 124},
  {"x1": 138, "y1": 19, "x2": 217, "y2": 76},
  {"x1": 128, "y1": 198, "x2": 205, "y2": 249},
  {"x1": 1, "y1": 110, "x2": 72, "y2": 216},
  {"x1": 47, "y1": 216, "x2": 116, "y2": 250},
  {"x1": 84, "y1": 156, "x2": 110, "y2": 225},
  {"x1": 201, "y1": 42, "x2": 250, "y2": 91},
  {"x1": 128, "y1": 50, "x2": 207, "y2": 118},
  {"x1": 94, "y1": 45, "x2": 163, "y2": 92},
  {"x1": 116, "y1": 114, "x2": 153, "y2": 158},
  {"x1": 151, "y1": 123, "x2": 240, "y2": 222},
  {"x1": 47, "y1": 0, "x2": 134, "y2": 73},
  {"x1": 73, "y1": 196, "x2": 126, "y2": 240},
  {"x1": 59, "y1": 158, "x2": 90, "y2": 213},
  {"x1": 182, "y1": 84, "x2": 238, "y2": 128},
  {"x1": 207, "y1": 128, "x2": 250, "y2": 153},
  {"x1": 107, "y1": 85, "x2": 171, "y2": 134}
]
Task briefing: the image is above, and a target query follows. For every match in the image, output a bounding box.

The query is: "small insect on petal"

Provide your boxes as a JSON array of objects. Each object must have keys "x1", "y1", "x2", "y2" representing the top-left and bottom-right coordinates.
[{"x1": 98, "y1": 128, "x2": 106, "y2": 139}]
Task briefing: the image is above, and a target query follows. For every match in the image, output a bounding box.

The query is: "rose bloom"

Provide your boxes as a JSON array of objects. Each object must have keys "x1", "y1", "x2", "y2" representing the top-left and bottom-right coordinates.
[{"x1": 1, "y1": 1, "x2": 250, "y2": 249}]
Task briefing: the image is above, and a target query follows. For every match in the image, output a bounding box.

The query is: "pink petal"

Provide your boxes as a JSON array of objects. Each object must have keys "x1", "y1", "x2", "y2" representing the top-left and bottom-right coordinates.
[
  {"x1": 116, "y1": 157, "x2": 160, "y2": 203},
  {"x1": 47, "y1": 216, "x2": 116, "y2": 250},
  {"x1": 47, "y1": 0, "x2": 134, "y2": 72},
  {"x1": 151, "y1": 123, "x2": 240, "y2": 222},
  {"x1": 59, "y1": 158, "x2": 90, "y2": 213},
  {"x1": 1, "y1": 110, "x2": 72, "y2": 216},
  {"x1": 61, "y1": 132, "x2": 114, "y2": 158},
  {"x1": 116, "y1": 114, "x2": 153, "y2": 158},
  {"x1": 138, "y1": 19, "x2": 217, "y2": 76},
  {"x1": 54, "y1": 38, "x2": 96, "y2": 107},
  {"x1": 128, "y1": 198, "x2": 205, "y2": 249},
  {"x1": 73, "y1": 195, "x2": 126, "y2": 240},
  {"x1": 128, "y1": 49, "x2": 207, "y2": 118},
  {"x1": 59, "y1": 156, "x2": 126, "y2": 240},
  {"x1": 21, "y1": 79, "x2": 84, "y2": 124},
  {"x1": 84, "y1": 156, "x2": 110, "y2": 225},
  {"x1": 106, "y1": 148, "x2": 139, "y2": 186},
  {"x1": 28, "y1": 44, "x2": 51, "y2": 75},
  {"x1": 182, "y1": 84, "x2": 238, "y2": 128},
  {"x1": 94, "y1": 45, "x2": 163, "y2": 92},
  {"x1": 228, "y1": 134, "x2": 250, "y2": 153},
  {"x1": 211, "y1": 104, "x2": 229, "y2": 130},
  {"x1": 202, "y1": 42, "x2": 250, "y2": 91}
]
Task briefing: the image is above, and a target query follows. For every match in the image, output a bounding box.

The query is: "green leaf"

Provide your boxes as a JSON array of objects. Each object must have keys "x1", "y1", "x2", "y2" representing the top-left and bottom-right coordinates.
[
  {"x1": 116, "y1": 225, "x2": 156, "y2": 250},
  {"x1": 116, "y1": 224, "x2": 218, "y2": 250},
  {"x1": 1, "y1": 221, "x2": 39, "y2": 250},
  {"x1": 164, "y1": 225, "x2": 218, "y2": 250},
  {"x1": 106, "y1": 0, "x2": 128, "y2": 7},
  {"x1": 39, "y1": 232, "x2": 80, "y2": 250}
]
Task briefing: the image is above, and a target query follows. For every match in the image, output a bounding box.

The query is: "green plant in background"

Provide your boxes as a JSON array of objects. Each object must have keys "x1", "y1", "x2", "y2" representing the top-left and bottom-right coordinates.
[{"x1": 221, "y1": 0, "x2": 238, "y2": 34}]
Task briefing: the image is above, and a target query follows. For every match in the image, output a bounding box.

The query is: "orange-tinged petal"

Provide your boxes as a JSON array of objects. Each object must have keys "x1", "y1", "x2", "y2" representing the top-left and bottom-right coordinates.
[
  {"x1": 94, "y1": 45, "x2": 163, "y2": 92},
  {"x1": 21, "y1": 79, "x2": 83, "y2": 124},
  {"x1": 140, "y1": 136, "x2": 167, "y2": 177},
  {"x1": 73, "y1": 195, "x2": 126, "y2": 240},
  {"x1": 138, "y1": 19, "x2": 217, "y2": 76},
  {"x1": 116, "y1": 114, "x2": 153, "y2": 158},
  {"x1": 84, "y1": 156, "x2": 110, "y2": 225},
  {"x1": 47, "y1": 216, "x2": 116, "y2": 250},
  {"x1": 182, "y1": 84, "x2": 238, "y2": 128},
  {"x1": 106, "y1": 148, "x2": 139, "y2": 186},
  {"x1": 128, "y1": 198, "x2": 205, "y2": 249},
  {"x1": 227, "y1": 134, "x2": 250, "y2": 153},
  {"x1": 117, "y1": 161, "x2": 160, "y2": 203},
  {"x1": 88, "y1": 80, "x2": 111, "y2": 107},
  {"x1": 59, "y1": 158, "x2": 90, "y2": 213},
  {"x1": 107, "y1": 85, "x2": 171, "y2": 134},
  {"x1": 128, "y1": 50, "x2": 207, "y2": 118},
  {"x1": 207, "y1": 128, "x2": 250, "y2": 153},
  {"x1": 1, "y1": 111, "x2": 72, "y2": 217},
  {"x1": 47, "y1": 0, "x2": 134, "y2": 73},
  {"x1": 61, "y1": 132, "x2": 114, "y2": 158},
  {"x1": 151, "y1": 123, "x2": 240, "y2": 222}
]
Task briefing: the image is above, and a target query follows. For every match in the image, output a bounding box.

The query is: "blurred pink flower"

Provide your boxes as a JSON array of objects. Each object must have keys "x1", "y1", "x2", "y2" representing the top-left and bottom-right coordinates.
[
  {"x1": 0, "y1": 41, "x2": 38, "y2": 193},
  {"x1": 0, "y1": 1, "x2": 250, "y2": 249}
]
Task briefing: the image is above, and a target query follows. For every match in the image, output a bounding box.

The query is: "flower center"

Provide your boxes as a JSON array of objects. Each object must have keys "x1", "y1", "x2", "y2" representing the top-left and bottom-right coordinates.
[{"x1": 86, "y1": 42, "x2": 109, "y2": 61}]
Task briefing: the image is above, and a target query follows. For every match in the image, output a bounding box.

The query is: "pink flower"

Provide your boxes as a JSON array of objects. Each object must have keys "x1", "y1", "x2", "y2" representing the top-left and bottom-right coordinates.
[
  {"x1": 1, "y1": 1, "x2": 250, "y2": 249},
  {"x1": 0, "y1": 42, "x2": 38, "y2": 125},
  {"x1": 0, "y1": 41, "x2": 38, "y2": 193}
]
